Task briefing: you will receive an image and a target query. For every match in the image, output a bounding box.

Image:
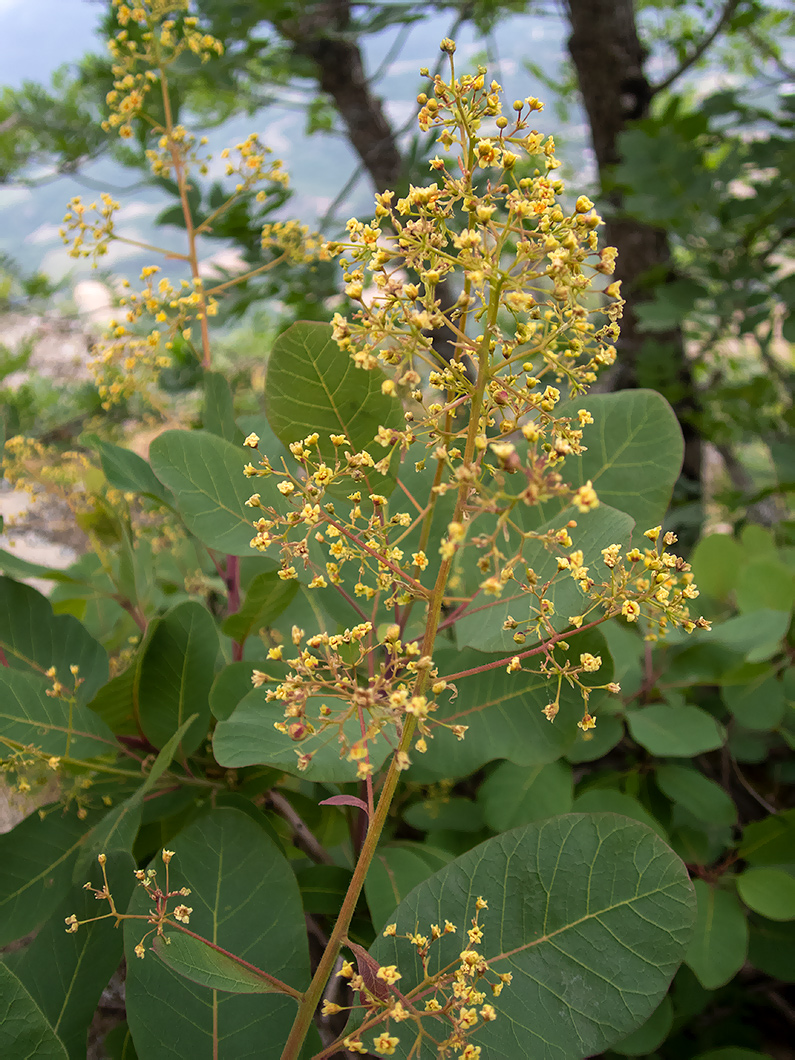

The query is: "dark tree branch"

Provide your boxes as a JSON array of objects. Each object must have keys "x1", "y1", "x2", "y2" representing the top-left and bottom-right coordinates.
[{"x1": 653, "y1": 0, "x2": 743, "y2": 95}]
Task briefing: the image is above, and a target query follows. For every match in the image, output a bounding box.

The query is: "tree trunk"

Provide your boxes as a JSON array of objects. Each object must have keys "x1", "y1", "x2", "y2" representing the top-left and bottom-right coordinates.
[
  {"x1": 275, "y1": 2, "x2": 402, "y2": 190},
  {"x1": 566, "y1": 0, "x2": 702, "y2": 488}
]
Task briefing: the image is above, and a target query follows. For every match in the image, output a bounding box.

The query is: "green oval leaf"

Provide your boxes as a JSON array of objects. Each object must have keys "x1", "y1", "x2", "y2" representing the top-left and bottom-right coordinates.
[
  {"x1": 572, "y1": 788, "x2": 666, "y2": 838},
  {"x1": 403, "y1": 797, "x2": 484, "y2": 834},
  {"x1": 455, "y1": 505, "x2": 635, "y2": 650},
  {"x1": 213, "y1": 688, "x2": 392, "y2": 782},
  {"x1": 149, "y1": 430, "x2": 267, "y2": 556},
  {"x1": 0, "y1": 807, "x2": 96, "y2": 946},
  {"x1": 369, "y1": 813, "x2": 695, "y2": 1059},
  {"x1": 554, "y1": 389, "x2": 683, "y2": 527},
  {"x1": 136, "y1": 601, "x2": 218, "y2": 754},
  {"x1": 737, "y1": 867, "x2": 795, "y2": 921},
  {"x1": 364, "y1": 843, "x2": 452, "y2": 933},
  {"x1": 739, "y1": 808, "x2": 795, "y2": 866},
  {"x1": 151, "y1": 931, "x2": 302, "y2": 997},
  {"x1": 685, "y1": 880, "x2": 748, "y2": 989},
  {"x1": 0, "y1": 963, "x2": 68, "y2": 1060},
  {"x1": 0, "y1": 577, "x2": 108, "y2": 702},
  {"x1": 0, "y1": 668, "x2": 118, "y2": 761},
  {"x1": 722, "y1": 673, "x2": 785, "y2": 731},
  {"x1": 264, "y1": 321, "x2": 402, "y2": 495},
  {"x1": 221, "y1": 570, "x2": 299, "y2": 644},
  {"x1": 82, "y1": 434, "x2": 173, "y2": 505},
  {"x1": 125, "y1": 807, "x2": 309, "y2": 1059},
  {"x1": 656, "y1": 764, "x2": 737, "y2": 826},
  {"x1": 627, "y1": 703, "x2": 725, "y2": 756},
  {"x1": 477, "y1": 760, "x2": 573, "y2": 831},
  {"x1": 406, "y1": 635, "x2": 610, "y2": 782}
]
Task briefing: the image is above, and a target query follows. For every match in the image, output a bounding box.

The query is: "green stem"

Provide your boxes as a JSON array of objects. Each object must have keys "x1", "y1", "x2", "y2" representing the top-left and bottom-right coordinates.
[{"x1": 280, "y1": 240, "x2": 496, "y2": 1060}]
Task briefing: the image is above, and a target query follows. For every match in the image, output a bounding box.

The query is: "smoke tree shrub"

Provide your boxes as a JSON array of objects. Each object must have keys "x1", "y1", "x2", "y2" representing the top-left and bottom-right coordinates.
[{"x1": 9, "y1": 4, "x2": 789, "y2": 1059}]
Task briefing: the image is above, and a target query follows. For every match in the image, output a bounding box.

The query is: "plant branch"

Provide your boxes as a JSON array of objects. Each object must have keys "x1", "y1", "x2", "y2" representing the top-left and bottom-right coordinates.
[
  {"x1": 268, "y1": 789, "x2": 334, "y2": 865},
  {"x1": 653, "y1": 0, "x2": 742, "y2": 95},
  {"x1": 441, "y1": 615, "x2": 610, "y2": 683}
]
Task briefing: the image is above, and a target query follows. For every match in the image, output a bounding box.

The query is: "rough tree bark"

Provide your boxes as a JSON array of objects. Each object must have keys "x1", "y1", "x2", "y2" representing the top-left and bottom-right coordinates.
[
  {"x1": 566, "y1": 0, "x2": 703, "y2": 487},
  {"x1": 275, "y1": 1, "x2": 404, "y2": 190}
]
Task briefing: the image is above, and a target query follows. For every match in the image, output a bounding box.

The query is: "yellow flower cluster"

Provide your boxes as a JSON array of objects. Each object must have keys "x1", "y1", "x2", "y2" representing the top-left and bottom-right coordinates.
[
  {"x1": 104, "y1": 1, "x2": 223, "y2": 140},
  {"x1": 61, "y1": 194, "x2": 120, "y2": 262},
  {"x1": 248, "y1": 613, "x2": 456, "y2": 776},
  {"x1": 340, "y1": 898, "x2": 509, "y2": 1058}
]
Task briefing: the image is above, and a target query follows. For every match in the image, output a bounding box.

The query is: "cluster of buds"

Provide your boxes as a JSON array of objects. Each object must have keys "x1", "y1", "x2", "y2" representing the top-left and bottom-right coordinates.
[
  {"x1": 500, "y1": 522, "x2": 711, "y2": 729},
  {"x1": 0, "y1": 743, "x2": 62, "y2": 800},
  {"x1": 337, "y1": 898, "x2": 508, "y2": 1058},
  {"x1": 87, "y1": 269, "x2": 218, "y2": 406},
  {"x1": 250, "y1": 620, "x2": 461, "y2": 776},
  {"x1": 44, "y1": 663, "x2": 83, "y2": 700},
  {"x1": 64, "y1": 849, "x2": 193, "y2": 962},
  {"x1": 61, "y1": 194, "x2": 119, "y2": 263},
  {"x1": 241, "y1": 41, "x2": 713, "y2": 760},
  {"x1": 243, "y1": 430, "x2": 423, "y2": 606},
  {"x1": 104, "y1": 1, "x2": 223, "y2": 141},
  {"x1": 325, "y1": 50, "x2": 624, "y2": 419}
]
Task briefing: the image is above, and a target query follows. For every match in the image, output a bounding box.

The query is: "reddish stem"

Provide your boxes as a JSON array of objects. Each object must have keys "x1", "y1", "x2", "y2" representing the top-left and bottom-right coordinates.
[{"x1": 441, "y1": 614, "x2": 610, "y2": 683}]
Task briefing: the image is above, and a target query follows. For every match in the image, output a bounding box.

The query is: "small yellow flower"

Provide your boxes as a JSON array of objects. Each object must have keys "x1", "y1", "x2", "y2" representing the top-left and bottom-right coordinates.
[
  {"x1": 373, "y1": 1032, "x2": 399, "y2": 1056},
  {"x1": 621, "y1": 600, "x2": 641, "y2": 622},
  {"x1": 578, "y1": 713, "x2": 596, "y2": 731},
  {"x1": 376, "y1": 964, "x2": 402, "y2": 985},
  {"x1": 243, "y1": 432, "x2": 260, "y2": 448},
  {"x1": 572, "y1": 480, "x2": 599, "y2": 513}
]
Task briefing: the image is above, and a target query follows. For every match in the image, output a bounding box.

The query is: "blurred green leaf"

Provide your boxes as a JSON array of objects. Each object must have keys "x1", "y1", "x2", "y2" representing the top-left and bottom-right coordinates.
[
  {"x1": 685, "y1": 881, "x2": 748, "y2": 989},
  {"x1": 137, "y1": 601, "x2": 218, "y2": 754},
  {"x1": 656, "y1": 764, "x2": 736, "y2": 826},
  {"x1": 737, "y1": 867, "x2": 795, "y2": 921},
  {"x1": 0, "y1": 963, "x2": 68, "y2": 1060},
  {"x1": 222, "y1": 570, "x2": 298, "y2": 643},
  {"x1": 0, "y1": 807, "x2": 96, "y2": 946},
  {"x1": 0, "y1": 577, "x2": 108, "y2": 702},
  {"x1": 477, "y1": 760, "x2": 573, "y2": 831},
  {"x1": 364, "y1": 842, "x2": 452, "y2": 932},
  {"x1": 627, "y1": 703, "x2": 725, "y2": 756}
]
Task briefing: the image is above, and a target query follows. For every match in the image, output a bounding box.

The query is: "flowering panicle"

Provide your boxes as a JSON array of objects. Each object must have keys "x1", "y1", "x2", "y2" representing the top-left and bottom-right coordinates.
[
  {"x1": 64, "y1": 848, "x2": 193, "y2": 962},
  {"x1": 243, "y1": 42, "x2": 712, "y2": 757},
  {"x1": 248, "y1": 614, "x2": 461, "y2": 776},
  {"x1": 338, "y1": 897, "x2": 508, "y2": 1058},
  {"x1": 59, "y1": 0, "x2": 318, "y2": 407}
]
